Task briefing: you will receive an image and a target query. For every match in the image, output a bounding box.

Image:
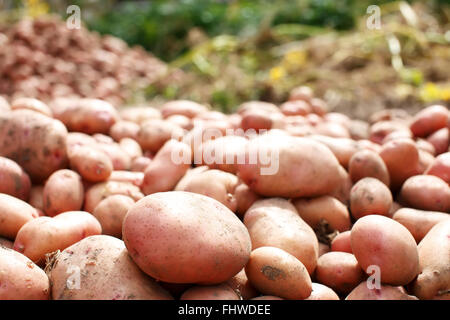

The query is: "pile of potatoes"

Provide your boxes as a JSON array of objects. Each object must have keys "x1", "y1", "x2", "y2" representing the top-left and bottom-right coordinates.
[
  {"x1": 0, "y1": 87, "x2": 449, "y2": 300},
  {"x1": 0, "y1": 17, "x2": 167, "y2": 106}
]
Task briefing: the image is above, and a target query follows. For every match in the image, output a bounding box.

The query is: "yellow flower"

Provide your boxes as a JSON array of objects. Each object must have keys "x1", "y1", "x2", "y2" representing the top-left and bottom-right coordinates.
[
  {"x1": 25, "y1": 0, "x2": 49, "y2": 18},
  {"x1": 269, "y1": 66, "x2": 286, "y2": 82}
]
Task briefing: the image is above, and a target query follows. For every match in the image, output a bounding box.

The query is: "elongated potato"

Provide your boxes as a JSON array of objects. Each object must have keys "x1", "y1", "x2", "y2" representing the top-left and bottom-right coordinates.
[
  {"x1": 411, "y1": 220, "x2": 450, "y2": 300},
  {"x1": 0, "y1": 156, "x2": 31, "y2": 200},
  {"x1": 123, "y1": 192, "x2": 251, "y2": 284},
  {"x1": 43, "y1": 169, "x2": 84, "y2": 217},
  {"x1": 47, "y1": 235, "x2": 173, "y2": 300},
  {"x1": 305, "y1": 283, "x2": 340, "y2": 300},
  {"x1": 244, "y1": 198, "x2": 319, "y2": 274},
  {"x1": 141, "y1": 139, "x2": 192, "y2": 195},
  {"x1": 346, "y1": 282, "x2": 418, "y2": 300},
  {"x1": 293, "y1": 196, "x2": 351, "y2": 232},
  {"x1": 13, "y1": 211, "x2": 102, "y2": 264},
  {"x1": 348, "y1": 150, "x2": 390, "y2": 186},
  {"x1": 180, "y1": 284, "x2": 240, "y2": 300},
  {"x1": 393, "y1": 208, "x2": 450, "y2": 243},
  {"x1": 245, "y1": 246, "x2": 312, "y2": 300},
  {"x1": 69, "y1": 146, "x2": 113, "y2": 182},
  {"x1": 351, "y1": 215, "x2": 419, "y2": 286},
  {"x1": 410, "y1": 104, "x2": 448, "y2": 138},
  {"x1": 0, "y1": 193, "x2": 39, "y2": 239},
  {"x1": 93, "y1": 195, "x2": 135, "y2": 238},
  {"x1": 350, "y1": 177, "x2": 393, "y2": 219},
  {"x1": 0, "y1": 246, "x2": 50, "y2": 300}
]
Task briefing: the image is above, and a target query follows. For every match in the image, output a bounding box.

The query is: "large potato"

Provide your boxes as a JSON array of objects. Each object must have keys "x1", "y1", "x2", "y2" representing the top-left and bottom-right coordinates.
[
  {"x1": 245, "y1": 246, "x2": 312, "y2": 300},
  {"x1": 244, "y1": 198, "x2": 319, "y2": 274},
  {"x1": 350, "y1": 177, "x2": 393, "y2": 219},
  {"x1": 0, "y1": 193, "x2": 39, "y2": 239},
  {"x1": 0, "y1": 156, "x2": 31, "y2": 200},
  {"x1": 237, "y1": 135, "x2": 341, "y2": 198},
  {"x1": 346, "y1": 282, "x2": 418, "y2": 300},
  {"x1": 351, "y1": 215, "x2": 419, "y2": 286},
  {"x1": 411, "y1": 220, "x2": 450, "y2": 300},
  {"x1": 122, "y1": 191, "x2": 252, "y2": 284},
  {"x1": 43, "y1": 169, "x2": 84, "y2": 216},
  {"x1": 0, "y1": 109, "x2": 68, "y2": 182},
  {"x1": 348, "y1": 149, "x2": 390, "y2": 186},
  {"x1": 0, "y1": 246, "x2": 50, "y2": 300},
  {"x1": 13, "y1": 211, "x2": 101, "y2": 264},
  {"x1": 47, "y1": 235, "x2": 173, "y2": 300}
]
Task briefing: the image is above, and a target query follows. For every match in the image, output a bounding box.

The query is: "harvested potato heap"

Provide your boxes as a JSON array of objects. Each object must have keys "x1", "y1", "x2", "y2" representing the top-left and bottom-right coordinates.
[
  {"x1": 0, "y1": 17, "x2": 167, "y2": 106},
  {"x1": 0, "y1": 90, "x2": 449, "y2": 300}
]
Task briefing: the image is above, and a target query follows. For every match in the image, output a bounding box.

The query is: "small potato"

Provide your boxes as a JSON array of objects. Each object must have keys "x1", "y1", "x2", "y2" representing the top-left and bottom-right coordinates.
[
  {"x1": 411, "y1": 220, "x2": 450, "y2": 300},
  {"x1": 130, "y1": 156, "x2": 152, "y2": 172},
  {"x1": 348, "y1": 120, "x2": 369, "y2": 140},
  {"x1": 350, "y1": 177, "x2": 393, "y2": 219},
  {"x1": 10, "y1": 97, "x2": 52, "y2": 117},
  {"x1": 0, "y1": 246, "x2": 50, "y2": 300},
  {"x1": 410, "y1": 104, "x2": 448, "y2": 138},
  {"x1": 416, "y1": 139, "x2": 436, "y2": 156},
  {"x1": 370, "y1": 120, "x2": 411, "y2": 145},
  {"x1": 0, "y1": 156, "x2": 31, "y2": 200},
  {"x1": 331, "y1": 231, "x2": 352, "y2": 253},
  {"x1": 346, "y1": 282, "x2": 418, "y2": 300},
  {"x1": 393, "y1": 208, "x2": 449, "y2": 243},
  {"x1": 226, "y1": 268, "x2": 259, "y2": 300},
  {"x1": 289, "y1": 86, "x2": 314, "y2": 103},
  {"x1": 84, "y1": 181, "x2": 144, "y2": 213},
  {"x1": 119, "y1": 138, "x2": 143, "y2": 160},
  {"x1": 47, "y1": 235, "x2": 173, "y2": 300},
  {"x1": 293, "y1": 196, "x2": 351, "y2": 232},
  {"x1": 280, "y1": 100, "x2": 311, "y2": 116},
  {"x1": 245, "y1": 246, "x2": 312, "y2": 300},
  {"x1": 351, "y1": 215, "x2": 419, "y2": 286},
  {"x1": 109, "y1": 121, "x2": 140, "y2": 141},
  {"x1": 43, "y1": 169, "x2": 84, "y2": 217},
  {"x1": 305, "y1": 283, "x2": 340, "y2": 300},
  {"x1": 119, "y1": 106, "x2": 161, "y2": 124},
  {"x1": 399, "y1": 175, "x2": 450, "y2": 213},
  {"x1": 161, "y1": 100, "x2": 208, "y2": 119},
  {"x1": 234, "y1": 180, "x2": 261, "y2": 218},
  {"x1": 180, "y1": 284, "x2": 240, "y2": 300},
  {"x1": 13, "y1": 211, "x2": 102, "y2": 264},
  {"x1": 93, "y1": 195, "x2": 135, "y2": 238},
  {"x1": 29, "y1": 185, "x2": 44, "y2": 211},
  {"x1": 425, "y1": 152, "x2": 450, "y2": 184},
  {"x1": 348, "y1": 150, "x2": 390, "y2": 186},
  {"x1": 427, "y1": 127, "x2": 449, "y2": 155},
  {"x1": 137, "y1": 119, "x2": 184, "y2": 153},
  {"x1": 244, "y1": 198, "x2": 319, "y2": 275},
  {"x1": 240, "y1": 109, "x2": 282, "y2": 131},
  {"x1": 96, "y1": 142, "x2": 131, "y2": 170},
  {"x1": 69, "y1": 146, "x2": 113, "y2": 182},
  {"x1": 237, "y1": 101, "x2": 280, "y2": 115},
  {"x1": 166, "y1": 114, "x2": 193, "y2": 130},
  {"x1": 315, "y1": 252, "x2": 364, "y2": 294},
  {"x1": 0, "y1": 193, "x2": 39, "y2": 239},
  {"x1": 141, "y1": 139, "x2": 192, "y2": 195}
]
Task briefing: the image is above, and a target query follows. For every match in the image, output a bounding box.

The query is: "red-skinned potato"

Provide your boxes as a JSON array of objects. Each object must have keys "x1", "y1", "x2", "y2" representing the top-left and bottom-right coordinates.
[
  {"x1": 289, "y1": 86, "x2": 313, "y2": 103},
  {"x1": 234, "y1": 180, "x2": 261, "y2": 218},
  {"x1": 314, "y1": 252, "x2": 364, "y2": 294},
  {"x1": 47, "y1": 235, "x2": 173, "y2": 300},
  {"x1": 93, "y1": 195, "x2": 135, "y2": 238},
  {"x1": 245, "y1": 246, "x2": 312, "y2": 300},
  {"x1": 0, "y1": 246, "x2": 50, "y2": 300},
  {"x1": 161, "y1": 100, "x2": 208, "y2": 119},
  {"x1": 348, "y1": 150, "x2": 390, "y2": 186},
  {"x1": 399, "y1": 175, "x2": 450, "y2": 212},
  {"x1": 10, "y1": 97, "x2": 52, "y2": 117},
  {"x1": 119, "y1": 106, "x2": 161, "y2": 124},
  {"x1": 43, "y1": 169, "x2": 84, "y2": 217},
  {"x1": 166, "y1": 114, "x2": 193, "y2": 130},
  {"x1": 393, "y1": 208, "x2": 450, "y2": 243},
  {"x1": 346, "y1": 282, "x2": 418, "y2": 300},
  {"x1": 425, "y1": 152, "x2": 450, "y2": 183},
  {"x1": 137, "y1": 119, "x2": 184, "y2": 153},
  {"x1": 109, "y1": 121, "x2": 140, "y2": 141},
  {"x1": 180, "y1": 284, "x2": 240, "y2": 300},
  {"x1": 369, "y1": 120, "x2": 411, "y2": 145},
  {"x1": 119, "y1": 138, "x2": 143, "y2": 160},
  {"x1": 329, "y1": 165, "x2": 352, "y2": 205},
  {"x1": 293, "y1": 196, "x2": 351, "y2": 232},
  {"x1": 0, "y1": 193, "x2": 39, "y2": 239},
  {"x1": 305, "y1": 283, "x2": 340, "y2": 300},
  {"x1": 13, "y1": 211, "x2": 102, "y2": 265},
  {"x1": 318, "y1": 243, "x2": 330, "y2": 257},
  {"x1": 351, "y1": 215, "x2": 419, "y2": 286},
  {"x1": 410, "y1": 104, "x2": 448, "y2": 138},
  {"x1": 309, "y1": 135, "x2": 358, "y2": 168},
  {"x1": 29, "y1": 185, "x2": 44, "y2": 211},
  {"x1": 108, "y1": 171, "x2": 144, "y2": 187},
  {"x1": 0, "y1": 156, "x2": 31, "y2": 201},
  {"x1": 417, "y1": 149, "x2": 435, "y2": 174},
  {"x1": 130, "y1": 156, "x2": 152, "y2": 172},
  {"x1": 69, "y1": 146, "x2": 113, "y2": 182},
  {"x1": 244, "y1": 198, "x2": 319, "y2": 275},
  {"x1": 280, "y1": 100, "x2": 311, "y2": 116},
  {"x1": 122, "y1": 191, "x2": 252, "y2": 284},
  {"x1": 411, "y1": 220, "x2": 450, "y2": 300},
  {"x1": 350, "y1": 177, "x2": 393, "y2": 219},
  {"x1": 427, "y1": 127, "x2": 449, "y2": 156},
  {"x1": 96, "y1": 142, "x2": 131, "y2": 171},
  {"x1": 331, "y1": 231, "x2": 352, "y2": 253}
]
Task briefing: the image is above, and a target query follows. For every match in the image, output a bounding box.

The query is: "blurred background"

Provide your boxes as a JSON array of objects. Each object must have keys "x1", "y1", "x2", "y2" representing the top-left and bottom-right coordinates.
[{"x1": 0, "y1": 0, "x2": 449, "y2": 119}]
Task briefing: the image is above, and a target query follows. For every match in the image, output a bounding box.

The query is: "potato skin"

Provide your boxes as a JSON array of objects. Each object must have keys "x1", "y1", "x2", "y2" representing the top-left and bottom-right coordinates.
[
  {"x1": 47, "y1": 235, "x2": 173, "y2": 300},
  {"x1": 161, "y1": 100, "x2": 208, "y2": 119},
  {"x1": 122, "y1": 191, "x2": 252, "y2": 284},
  {"x1": 399, "y1": 175, "x2": 450, "y2": 213},
  {"x1": 244, "y1": 198, "x2": 319, "y2": 275},
  {"x1": 0, "y1": 246, "x2": 50, "y2": 300},
  {"x1": 350, "y1": 177, "x2": 393, "y2": 219},
  {"x1": 93, "y1": 195, "x2": 135, "y2": 238},
  {"x1": 315, "y1": 252, "x2": 364, "y2": 294},
  {"x1": 393, "y1": 208, "x2": 450, "y2": 243},
  {"x1": 0, "y1": 109, "x2": 68, "y2": 182},
  {"x1": 348, "y1": 149, "x2": 390, "y2": 186},
  {"x1": 331, "y1": 231, "x2": 352, "y2": 253},
  {"x1": 0, "y1": 156, "x2": 31, "y2": 200},
  {"x1": 305, "y1": 283, "x2": 340, "y2": 300},
  {"x1": 351, "y1": 215, "x2": 419, "y2": 286},
  {"x1": 293, "y1": 196, "x2": 351, "y2": 232},
  {"x1": 10, "y1": 97, "x2": 52, "y2": 117},
  {"x1": 137, "y1": 119, "x2": 184, "y2": 153},
  {"x1": 43, "y1": 169, "x2": 84, "y2": 217},
  {"x1": 13, "y1": 211, "x2": 102, "y2": 264},
  {"x1": 180, "y1": 284, "x2": 240, "y2": 300},
  {"x1": 238, "y1": 135, "x2": 341, "y2": 198},
  {"x1": 29, "y1": 185, "x2": 44, "y2": 211},
  {"x1": 410, "y1": 104, "x2": 448, "y2": 138},
  {"x1": 245, "y1": 246, "x2": 312, "y2": 300},
  {"x1": 346, "y1": 282, "x2": 418, "y2": 300},
  {"x1": 0, "y1": 193, "x2": 39, "y2": 239},
  {"x1": 425, "y1": 152, "x2": 450, "y2": 184},
  {"x1": 234, "y1": 180, "x2": 261, "y2": 217},
  {"x1": 411, "y1": 220, "x2": 450, "y2": 300},
  {"x1": 69, "y1": 146, "x2": 113, "y2": 182}
]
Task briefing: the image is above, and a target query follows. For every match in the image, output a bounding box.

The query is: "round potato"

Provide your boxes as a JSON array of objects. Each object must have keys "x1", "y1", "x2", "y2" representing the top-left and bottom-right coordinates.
[
  {"x1": 350, "y1": 177, "x2": 393, "y2": 219},
  {"x1": 0, "y1": 156, "x2": 31, "y2": 201},
  {"x1": 409, "y1": 104, "x2": 448, "y2": 138},
  {"x1": 0, "y1": 193, "x2": 39, "y2": 239},
  {"x1": 331, "y1": 231, "x2": 352, "y2": 253},
  {"x1": 348, "y1": 150, "x2": 390, "y2": 186},
  {"x1": 245, "y1": 246, "x2": 312, "y2": 300},
  {"x1": 137, "y1": 119, "x2": 184, "y2": 153},
  {"x1": 351, "y1": 215, "x2": 419, "y2": 286},
  {"x1": 93, "y1": 195, "x2": 135, "y2": 238},
  {"x1": 119, "y1": 137, "x2": 143, "y2": 160},
  {"x1": 122, "y1": 191, "x2": 252, "y2": 284},
  {"x1": 69, "y1": 146, "x2": 113, "y2": 182},
  {"x1": 180, "y1": 284, "x2": 240, "y2": 300}
]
